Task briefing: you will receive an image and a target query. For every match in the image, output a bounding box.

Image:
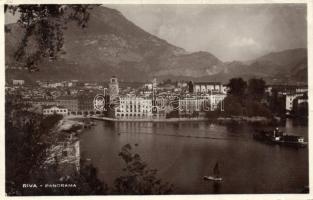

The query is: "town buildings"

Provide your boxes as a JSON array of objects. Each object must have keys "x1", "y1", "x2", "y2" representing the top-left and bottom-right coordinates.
[
  {"x1": 285, "y1": 92, "x2": 308, "y2": 115},
  {"x1": 43, "y1": 106, "x2": 68, "y2": 115},
  {"x1": 263, "y1": 84, "x2": 308, "y2": 116},
  {"x1": 266, "y1": 84, "x2": 308, "y2": 96},
  {"x1": 56, "y1": 96, "x2": 79, "y2": 114},
  {"x1": 6, "y1": 76, "x2": 229, "y2": 119},
  {"x1": 78, "y1": 94, "x2": 95, "y2": 114}
]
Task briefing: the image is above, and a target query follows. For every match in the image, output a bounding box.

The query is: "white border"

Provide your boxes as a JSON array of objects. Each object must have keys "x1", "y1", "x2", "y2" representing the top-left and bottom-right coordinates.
[{"x1": 0, "y1": 0, "x2": 312, "y2": 199}]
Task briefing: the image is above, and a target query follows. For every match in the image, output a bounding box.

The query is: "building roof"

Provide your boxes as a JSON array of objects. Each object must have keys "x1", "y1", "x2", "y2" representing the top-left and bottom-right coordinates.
[
  {"x1": 194, "y1": 82, "x2": 222, "y2": 85},
  {"x1": 268, "y1": 84, "x2": 308, "y2": 89}
]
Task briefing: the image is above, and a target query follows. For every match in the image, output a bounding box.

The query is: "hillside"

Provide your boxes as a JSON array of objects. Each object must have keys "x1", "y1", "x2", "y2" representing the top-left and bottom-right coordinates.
[{"x1": 5, "y1": 6, "x2": 307, "y2": 84}]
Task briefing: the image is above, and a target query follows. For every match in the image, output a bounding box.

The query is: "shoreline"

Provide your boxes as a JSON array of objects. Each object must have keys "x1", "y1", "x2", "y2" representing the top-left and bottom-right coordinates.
[
  {"x1": 89, "y1": 115, "x2": 276, "y2": 124},
  {"x1": 90, "y1": 116, "x2": 208, "y2": 122}
]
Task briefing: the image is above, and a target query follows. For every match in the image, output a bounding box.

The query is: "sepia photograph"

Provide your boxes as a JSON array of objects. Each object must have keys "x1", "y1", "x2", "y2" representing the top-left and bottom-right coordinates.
[{"x1": 3, "y1": 1, "x2": 310, "y2": 196}]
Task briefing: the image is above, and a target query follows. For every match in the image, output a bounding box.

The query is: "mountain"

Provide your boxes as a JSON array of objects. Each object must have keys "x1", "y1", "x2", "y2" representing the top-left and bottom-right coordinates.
[
  {"x1": 5, "y1": 6, "x2": 224, "y2": 82},
  {"x1": 5, "y1": 6, "x2": 307, "y2": 84},
  {"x1": 246, "y1": 48, "x2": 307, "y2": 84},
  {"x1": 196, "y1": 48, "x2": 307, "y2": 84}
]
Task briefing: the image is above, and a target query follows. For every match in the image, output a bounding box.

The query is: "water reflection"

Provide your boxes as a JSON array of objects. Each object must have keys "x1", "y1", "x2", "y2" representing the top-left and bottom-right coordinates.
[
  {"x1": 225, "y1": 122, "x2": 242, "y2": 133},
  {"x1": 80, "y1": 120, "x2": 308, "y2": 194},
  {"x1": 213, "y1": 182, "x2": 221, "y2": 194}
]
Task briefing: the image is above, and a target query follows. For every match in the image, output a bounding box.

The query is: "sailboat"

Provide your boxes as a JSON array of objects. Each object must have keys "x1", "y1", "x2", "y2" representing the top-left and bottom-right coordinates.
[{"x1": 203, "y1": 162, "x2": 223, "y2": 181}]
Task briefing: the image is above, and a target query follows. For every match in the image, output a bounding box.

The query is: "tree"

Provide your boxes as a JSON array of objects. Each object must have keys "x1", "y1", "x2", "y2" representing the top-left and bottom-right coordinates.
[
  {"x1": 113, "y1": 144, "x2": 173, "y2": 194},
  {"x1": 5, "y1": 100, "x2": 62, "y2": 195},
  {"x1": 5, "y1": 4, "x2": 98, "y2": 70},
  {"x1": 222, "y1": 95, "x2": 272, "y2": 118},
  {"x1": 247, "y1": 78, "x2": 266, "y2": 101},
  {"x1": 268, "y1": 88, "x2": 285, "y2": 115},
  {"x1": 292, "y1": 98, "x2": 308, "y2": 118},
  {"x1": 188, "y1": 81, "x2": 194, "y2": 93},
  {"x1": 227, "y1": 78, "x2": 247, "y2": 96}
]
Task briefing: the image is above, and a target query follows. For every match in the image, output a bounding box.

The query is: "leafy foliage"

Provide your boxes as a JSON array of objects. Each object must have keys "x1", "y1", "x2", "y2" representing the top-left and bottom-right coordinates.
[
  {"x1": 227, "y1": 78, "x2": 247, "y2": 97},
  {"x1": 113, "y1": 144, "x2": 173, "y2": 194},
  {"x1": 267, "y1": 88, "x2": 285, "y2": 116},
  {"x1": 5, "y1": 99, "x2": 108, "y2": 195},
  {"x1": 223, "y1": 95, "x2": 272, "y2": 117},
  {"x1": 247, "y1": 78, "x2": 266, "y2": 100},
  {"x1": 5, "y1": 4, "x2": 98, "y2": 70},
  {"x1": 6, "y1": 100, "x2": 173, "y2": 195},
  {"x1": 5, "y1": 100, "x2": 62, "y2": 195}
]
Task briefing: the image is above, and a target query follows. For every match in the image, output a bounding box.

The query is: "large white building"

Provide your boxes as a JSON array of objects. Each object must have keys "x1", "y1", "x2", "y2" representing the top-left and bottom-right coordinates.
[
  {"x1": 193, "y1": 82, "x2": 227, "y2": 94},
  {"x1": 12, "y1": 79, "x2": 25, "y2": 86},
  {"x1": 286, "y1": 93, "x2": 307, "y2": 114},
  {"x1": 43, "y1": 106, "x2": 69, "y2": 115},
  {"x1": 179, "y1": 94, "x2": 226, "y2": 115},
  {"x1": 115, "y1": 97, "x2": 152, "y2": 118}
]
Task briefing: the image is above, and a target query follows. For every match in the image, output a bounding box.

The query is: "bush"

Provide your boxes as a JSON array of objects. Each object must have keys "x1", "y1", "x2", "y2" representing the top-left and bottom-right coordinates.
[{"x1": 113, "y1": 144, "x2": 173, "y2": 195}]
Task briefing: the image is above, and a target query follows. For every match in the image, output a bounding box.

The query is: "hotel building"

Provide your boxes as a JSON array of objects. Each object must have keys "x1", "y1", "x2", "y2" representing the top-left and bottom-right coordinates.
[{"x1": 115, "y1": 97, "x2": 153, "y2": 118}]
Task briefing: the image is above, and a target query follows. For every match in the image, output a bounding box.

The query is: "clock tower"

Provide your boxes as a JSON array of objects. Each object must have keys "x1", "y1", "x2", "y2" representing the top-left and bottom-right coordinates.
[{"x1": 109, "y1": 76, "x2": 119, "y2": 103}]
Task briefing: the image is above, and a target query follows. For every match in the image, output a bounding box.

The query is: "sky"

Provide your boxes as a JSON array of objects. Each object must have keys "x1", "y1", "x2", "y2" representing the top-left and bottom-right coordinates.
[
  {"x1": 106, "y1": 4, "x2": 307, "y2": 61},
  {"x1": 5, "y1": 4, "x2": 307, "y2": 62}
]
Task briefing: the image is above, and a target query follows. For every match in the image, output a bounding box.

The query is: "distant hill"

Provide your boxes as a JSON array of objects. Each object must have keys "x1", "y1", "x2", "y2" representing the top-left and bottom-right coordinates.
[
  {"x1": 221, "y1": 48, "x2": 307, "y2": 84},
  {"x1": 5, "y1": 6, "x2": 307, "y2": 84}
]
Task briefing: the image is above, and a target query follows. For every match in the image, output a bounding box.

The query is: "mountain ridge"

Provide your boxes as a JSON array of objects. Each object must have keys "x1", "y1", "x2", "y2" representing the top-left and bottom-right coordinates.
[{"x1": 5, "y1": 6, "x2": 307, "y2": 84}]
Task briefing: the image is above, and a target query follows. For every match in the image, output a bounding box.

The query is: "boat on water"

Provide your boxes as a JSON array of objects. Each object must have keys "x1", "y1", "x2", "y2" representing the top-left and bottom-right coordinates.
[
  {"x1": 203, "y1": 162, "x2": 223, "y2": 182},
  {"x1": 253, "y1": 128, "x2": 307, "y2": 147}
]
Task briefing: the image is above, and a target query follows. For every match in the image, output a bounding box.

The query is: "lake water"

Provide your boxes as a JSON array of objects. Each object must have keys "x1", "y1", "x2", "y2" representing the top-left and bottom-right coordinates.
[{"x1": 79, "y1": 119, "x2": 308, "y2": 194}]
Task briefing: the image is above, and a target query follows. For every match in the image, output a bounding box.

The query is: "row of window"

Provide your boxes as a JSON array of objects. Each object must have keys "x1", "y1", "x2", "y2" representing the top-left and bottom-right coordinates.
[
  {"x1": 117, "y1": 110, "x2": 151, "y2": 113},
  {"x1": 43, "y1": 109, "x2": 68, "y2": 113},
  {"x1": 116, "y1": 113, "x2": 150, "y2": 117},
  {"x1": 120, "y1": 103, "x2": 151, "y2": 106}
]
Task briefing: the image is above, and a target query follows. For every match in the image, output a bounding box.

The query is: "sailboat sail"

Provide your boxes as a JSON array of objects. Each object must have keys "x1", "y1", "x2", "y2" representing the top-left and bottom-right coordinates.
[{"x1": 213, "y1": 162, "x2": 220, "y2": 177}]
